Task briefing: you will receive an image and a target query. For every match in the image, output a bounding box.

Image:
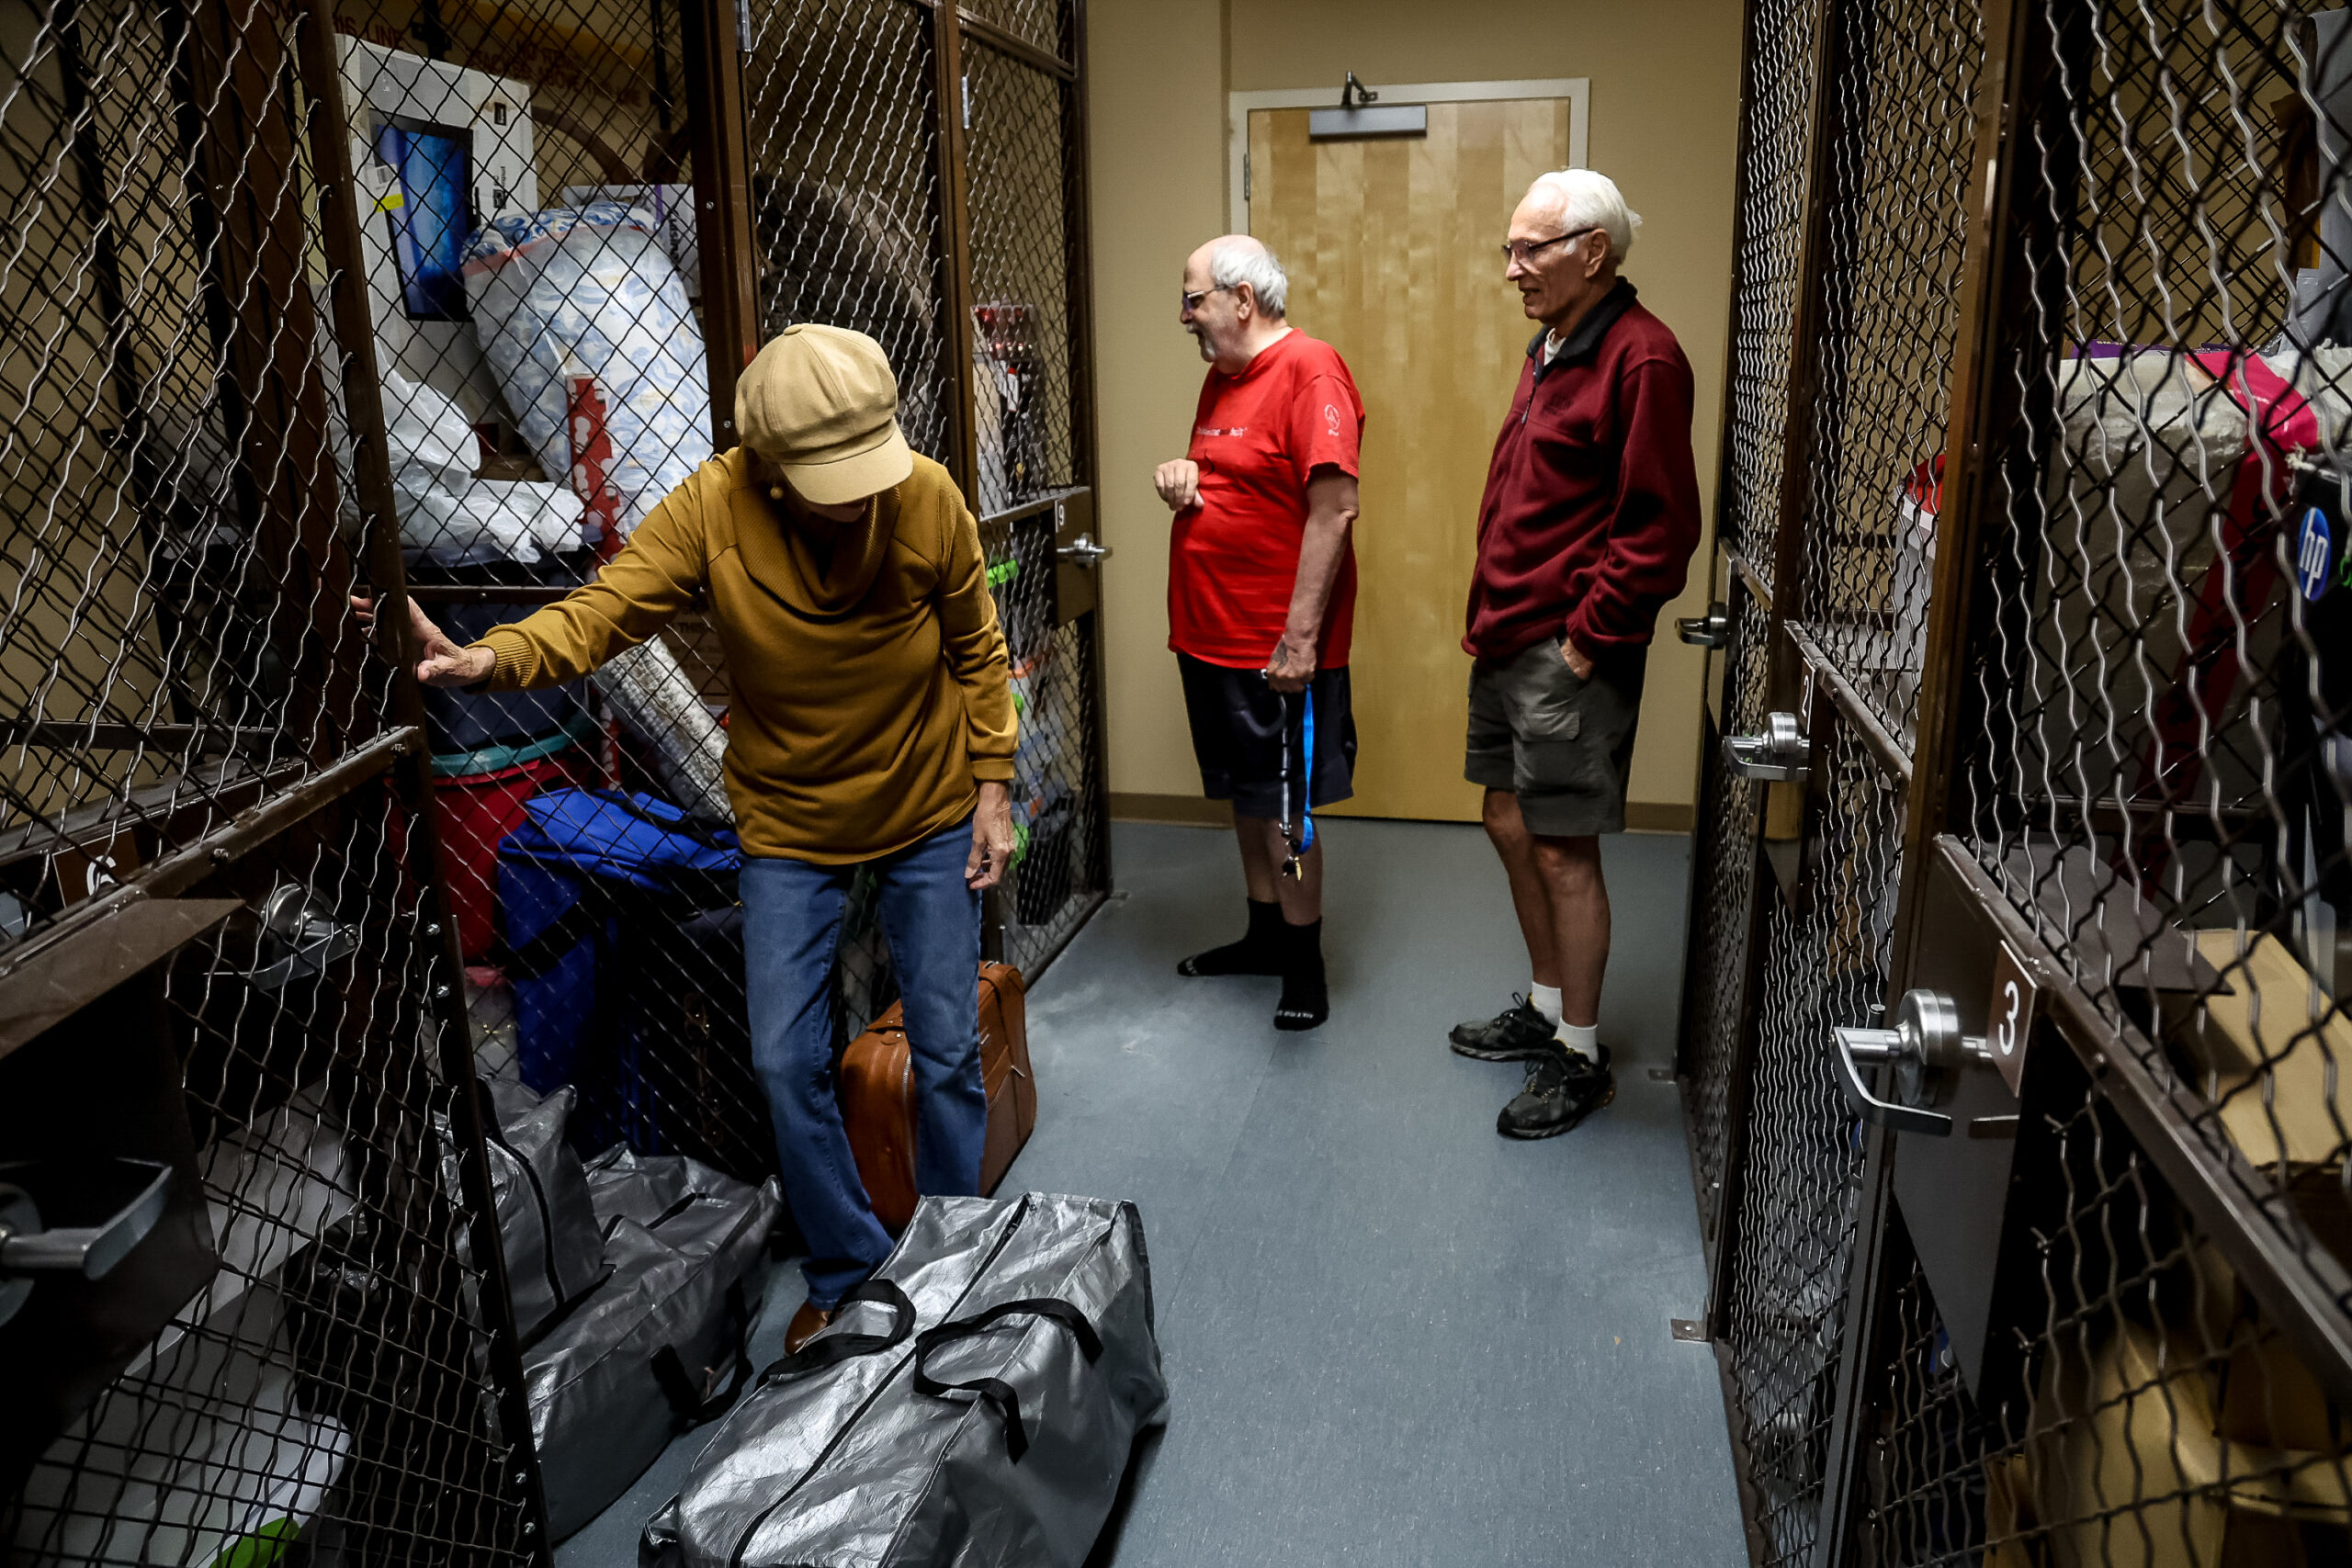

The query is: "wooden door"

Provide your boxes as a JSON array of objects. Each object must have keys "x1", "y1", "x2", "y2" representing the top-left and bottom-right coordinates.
[{"x1": 1250, "y1": 100, "x2": 1571, "y2": 821}]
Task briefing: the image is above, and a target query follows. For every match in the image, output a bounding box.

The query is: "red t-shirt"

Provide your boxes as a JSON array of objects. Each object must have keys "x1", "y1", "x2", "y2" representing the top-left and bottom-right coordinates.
[{"x1": 1167, "y1": 331, "x2": 1364, "y2": 668}]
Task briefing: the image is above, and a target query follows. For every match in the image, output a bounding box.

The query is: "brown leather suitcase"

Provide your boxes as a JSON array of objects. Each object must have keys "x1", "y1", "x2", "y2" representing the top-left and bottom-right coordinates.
[{"x1": 838, "y1": 962, "x2": 1035, "y2": 1235}]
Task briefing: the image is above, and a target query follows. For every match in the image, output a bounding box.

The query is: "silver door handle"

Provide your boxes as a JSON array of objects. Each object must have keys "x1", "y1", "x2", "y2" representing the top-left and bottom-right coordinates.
[
  {"x1": 1677, "y1": 604, "x2": 1730, "y2": 649},
  {"x1": 1056, "y1": 532, "x2": 1112, "y2": 567},
  {"x1": 1828, "y1": 988, "x2": 2001, "y2": 1138},
  {"x1": 0, "y1": 1160, "x2": 173, "y2": 1279},
  {"x1": 1724, "y1": 711, "x2": 1810, "y2": 781},
  {"x1": 1832, "y1": 1023, "x2": 1954, "y2": 1137}
]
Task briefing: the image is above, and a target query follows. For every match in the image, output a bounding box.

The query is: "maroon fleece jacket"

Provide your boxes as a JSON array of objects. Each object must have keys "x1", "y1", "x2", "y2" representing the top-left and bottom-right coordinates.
[{"x1": 1464, "y1": 282, "x2": 1702, "y2": 660}]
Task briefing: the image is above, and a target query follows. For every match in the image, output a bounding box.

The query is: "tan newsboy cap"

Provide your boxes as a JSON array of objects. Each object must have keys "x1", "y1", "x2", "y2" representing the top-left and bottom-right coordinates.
[{"x1": 736, "y1": 323, "x2": 914, "y2": 505}]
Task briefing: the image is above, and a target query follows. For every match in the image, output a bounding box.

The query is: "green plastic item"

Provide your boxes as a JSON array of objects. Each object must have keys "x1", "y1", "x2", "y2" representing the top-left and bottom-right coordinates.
[
  {"x1": 208, "y1": 1517, "x2": 301, "y2": 1568},
  {"x1": 986, "y1": 558, "x2": 1022, "y2": 589},
  {"x1": 430, "y1": 707, "x2": 604, "y2": 778}
]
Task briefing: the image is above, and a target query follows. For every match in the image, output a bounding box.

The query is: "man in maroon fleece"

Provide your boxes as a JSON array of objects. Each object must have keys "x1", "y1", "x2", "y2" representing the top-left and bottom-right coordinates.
[{"x1": 1445, "y1": 170, "x2": 1702, "y2": 1140}]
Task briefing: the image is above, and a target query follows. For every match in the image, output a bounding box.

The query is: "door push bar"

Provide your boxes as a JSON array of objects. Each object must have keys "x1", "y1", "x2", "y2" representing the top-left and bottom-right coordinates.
[
  {"x1": 1724, "y1": 711, "x2": 1811, "y2": 782},
  {"x1": 0, "y1": 1158, "x2": 174, "y2": 1329},
  {"x1": 1676, "y1": 602, "x2": 1730, "y2": 649},
  {"x1": 1831, "y1": 988, "x2": 2018, "y2": 1139}
]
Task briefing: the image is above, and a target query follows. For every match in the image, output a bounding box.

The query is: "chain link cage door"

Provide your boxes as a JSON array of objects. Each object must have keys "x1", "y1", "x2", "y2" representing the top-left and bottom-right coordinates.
[
  {"x1": 0, "y1": 0, "x2": 547, "y2": 1555},
  {"x1": 1694, "y1": 0, "x2": 2352, "y2": 1554},
  {"x1": 739, "y1": 0, "x2": 1106, "y2": 1012}
]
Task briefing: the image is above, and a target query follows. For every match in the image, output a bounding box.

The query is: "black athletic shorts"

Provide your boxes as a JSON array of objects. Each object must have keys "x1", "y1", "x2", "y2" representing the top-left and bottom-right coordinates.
[{"x1": 1176, "y1": 652, "x2": 1358, "y2": 821}]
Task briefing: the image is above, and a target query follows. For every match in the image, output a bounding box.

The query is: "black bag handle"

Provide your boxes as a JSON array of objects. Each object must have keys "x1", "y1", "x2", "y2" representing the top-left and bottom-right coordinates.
[
  {"x1": 910, "y1": 1298, "x2": 1103, "y2": 1463},
  {"x1": 651, "y1": 1280, "x2": 754, "y2": 1429},
  {"x1": 756, "y1": 1276, "x2": 917, "y2": 1384}
]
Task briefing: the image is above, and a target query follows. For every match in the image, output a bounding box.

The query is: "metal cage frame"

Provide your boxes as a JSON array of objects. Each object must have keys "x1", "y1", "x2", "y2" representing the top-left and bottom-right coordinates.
[
  {"x1": 1687, "y1": 0, "x2": 2352, "y2": 1560},
  {"x1": 0, "y1": 0, "x2": 1106, "y2": 1558}
]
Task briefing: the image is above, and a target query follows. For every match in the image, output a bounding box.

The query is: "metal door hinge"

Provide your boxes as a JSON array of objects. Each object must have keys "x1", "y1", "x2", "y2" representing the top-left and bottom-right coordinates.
[
  {"x1": 1670, "y1": 1318, "x2": 1710, "y2": 1344},
  {"x1": 1242, "y1": 152, "x2": 1250, "y2": 203},
  {"x1": 1723, "y1": 711, "x2": 1810, "y2": 781}
]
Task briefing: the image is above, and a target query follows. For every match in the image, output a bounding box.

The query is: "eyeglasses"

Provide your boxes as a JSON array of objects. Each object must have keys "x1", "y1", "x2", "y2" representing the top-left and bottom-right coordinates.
[
  {"x1": 1180, "y1": 284, "x2": 1236, "y2": 311},
  {"x1": 1499, "y1": 227, "x2": 1600, "y2": 265}
]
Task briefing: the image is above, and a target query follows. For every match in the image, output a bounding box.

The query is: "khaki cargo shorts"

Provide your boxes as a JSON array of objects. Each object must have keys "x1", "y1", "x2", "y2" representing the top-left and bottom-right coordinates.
[{"x1": 1464, "y1": 636, "x2": 1648, "y2": 837}]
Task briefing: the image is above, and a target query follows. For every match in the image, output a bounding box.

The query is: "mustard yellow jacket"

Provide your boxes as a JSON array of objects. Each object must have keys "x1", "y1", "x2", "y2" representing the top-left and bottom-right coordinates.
[{"x1": 469, "y1": 449, "x2": 1015, "y2": 863}]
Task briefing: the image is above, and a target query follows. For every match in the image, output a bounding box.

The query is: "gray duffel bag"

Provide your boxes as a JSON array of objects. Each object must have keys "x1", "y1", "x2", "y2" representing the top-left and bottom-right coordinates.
[
  {"x1": 468, "y1": 1077, "x2": 609, "y2": 1342},
  {"x1": 529, "y1": 1149, "x2": 783, "y2": 1540},
  {"x1": 642, "y1": 1192, "x2": 1168, "y2": 1568}
]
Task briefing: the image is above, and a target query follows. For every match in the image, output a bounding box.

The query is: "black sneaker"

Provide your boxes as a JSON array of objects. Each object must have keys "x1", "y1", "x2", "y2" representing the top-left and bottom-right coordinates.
[
  {"x1": 1449, "y1": 995, "x2": 1561, "y2": 1061},
  {"x1": 1497, "y1": 1043, "x2": 1615, "y2": 1140}
]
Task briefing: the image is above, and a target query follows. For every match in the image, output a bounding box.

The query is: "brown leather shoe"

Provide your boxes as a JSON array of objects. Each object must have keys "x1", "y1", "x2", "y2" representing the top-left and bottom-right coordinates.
[{"x1": 784, "y1": 1300, "x2": 834, "y2": 1354}]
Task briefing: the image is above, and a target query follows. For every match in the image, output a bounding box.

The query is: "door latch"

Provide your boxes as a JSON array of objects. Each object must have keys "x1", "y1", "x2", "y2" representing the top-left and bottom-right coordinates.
[
  {"x1": 239, "y1": 885, "x2": 359, "y2": 991},
  {"x1": 1676, "y1": 603, "x2": 1730, "y2": 649},
  {"x1": 1830, "y1": 988, "x2": 2014, "y2": 1138},
  {"x1": 0, "y1": 1158, "x2": 175, "y2": 1328},
  {"x1": 1724, "y1": 711, "x2": 1810, "y2": 782},
  {"x1": 1055, "y1": 533, "x2": 1112, "y2": 568}
]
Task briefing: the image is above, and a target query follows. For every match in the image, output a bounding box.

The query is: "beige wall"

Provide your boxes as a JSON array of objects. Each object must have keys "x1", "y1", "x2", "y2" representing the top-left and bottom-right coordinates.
[{"x1": 1086, "y1": 0, "x2": 1743, "y2": 819}]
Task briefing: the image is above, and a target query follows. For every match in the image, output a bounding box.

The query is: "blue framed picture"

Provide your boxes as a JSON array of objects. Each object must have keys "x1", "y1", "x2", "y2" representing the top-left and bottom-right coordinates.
[{"x1": 372, "y1": 115, "x2": 473, "y2": 321}]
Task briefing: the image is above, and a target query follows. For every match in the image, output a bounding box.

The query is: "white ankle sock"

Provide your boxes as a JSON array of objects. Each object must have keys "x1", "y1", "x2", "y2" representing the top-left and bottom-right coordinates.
[
  {"x1": 1528, "y1": 983, "x2": 1563, "y2": 1025},
  {"x1": 1559, "y1": 1021, "x2": 1600, "y2": 1062}
]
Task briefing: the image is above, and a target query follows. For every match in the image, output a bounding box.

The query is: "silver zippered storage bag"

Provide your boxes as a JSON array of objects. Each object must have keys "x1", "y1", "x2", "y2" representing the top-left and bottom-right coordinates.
[
  {"x1": 528, "y1": 1149, "x2": 782, "y2": 1540},
  {"x1": 641, "y1": 1192, "x2": 1167, "y2": 1568}
]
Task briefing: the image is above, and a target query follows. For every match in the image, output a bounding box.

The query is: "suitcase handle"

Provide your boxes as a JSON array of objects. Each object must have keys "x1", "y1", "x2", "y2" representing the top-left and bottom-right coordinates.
[
  {"x1": 910, "y1": 1297, "x2": 1103, "y2": 1463},
  {"x1": 756, "y1": 1276, "x2": 917, "y2": 1384}
]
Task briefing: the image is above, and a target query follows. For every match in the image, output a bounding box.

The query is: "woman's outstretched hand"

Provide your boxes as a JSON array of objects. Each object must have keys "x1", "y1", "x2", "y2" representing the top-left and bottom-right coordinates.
[{"x1": 350, "y1": 593, "x2": 496, "y2": 688}]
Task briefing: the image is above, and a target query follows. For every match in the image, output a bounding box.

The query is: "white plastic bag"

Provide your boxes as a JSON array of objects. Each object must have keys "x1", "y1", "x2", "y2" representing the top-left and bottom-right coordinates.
[
  {"x1": 383, "y1": 369, "x2": 579, "y2": 565},
  {"x1": 463, "y1": 203, "x2": 710, "y2": 542}
]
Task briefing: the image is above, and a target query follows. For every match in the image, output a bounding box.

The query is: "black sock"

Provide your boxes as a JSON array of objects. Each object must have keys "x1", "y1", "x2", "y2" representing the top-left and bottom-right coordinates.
[
  {"x1": 1274, "y1": 919, "x2": 1328, "y2": 1032},
  {"x1": 1179, "y1": 899, "x2": 1287, "y2": 976}
]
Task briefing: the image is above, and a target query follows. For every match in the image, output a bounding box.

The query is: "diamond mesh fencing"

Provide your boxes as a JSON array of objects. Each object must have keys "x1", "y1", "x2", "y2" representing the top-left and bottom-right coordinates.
[
  {"x1": 1796, "y1": 0, "x2": 1983, "y2": 750},
  {"x1": 0, "y1": 0, "x2": 380, "y2": 945},
  {"x1": 1681, "y1": 584, "x2": 1773, "y2": 1238},
  {"x1": 1701, "y1": 0, "x2": 2352, "y2": 1557},
  {"x1": 1949, "y1": 0, "x2": 2352, "y2": 1374},
  {"x1": 959, "y1": 0, "x2": 1059, "y2": 59},
  {"x1": 6, "y1": 0, "x2": 1103, "y2": 1555},
  {"x1": 741, "y1": 0, "x2": 949, "y2": 467},
  {"x1": 320, "y1": 0, "x2": 796, "y2": 1200},
  {"x1": 5, "y1": 762, "x2": 542, "y2": 1565},
  {"x1": 735, "y1": 0, "x2": 1104, "y2": 995},
  {"x1": 1721, "y1": 718, "x2": 1905, "y2": 1566},
  {"x1": 1723, "y1": 0, "x2": 1826, "y2": 591},
  {"x1": 958, "y1": 20, "x2": 1105, "y2": 971},
  {"x1": 964, "y1": 36, "x2": 1072, "y2": 515},
  {"x1": 1848, "y1": 1059, "x2": 2352, "y2": 1567},
  {"x1": 989, "y1": 517, "x2": 1105, "y2": 975}
]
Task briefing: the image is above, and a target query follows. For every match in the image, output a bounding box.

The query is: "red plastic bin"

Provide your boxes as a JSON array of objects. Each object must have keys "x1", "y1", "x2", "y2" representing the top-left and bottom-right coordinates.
[{"x1": 432, "y1": 746, "x2": 600, "y2": 961}]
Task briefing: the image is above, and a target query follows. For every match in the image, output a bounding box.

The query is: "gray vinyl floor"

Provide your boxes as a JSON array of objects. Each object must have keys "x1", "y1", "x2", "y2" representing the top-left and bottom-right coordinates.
[{"x1": 559, "y1": 818, "x2": 1746, "y2": 1568}]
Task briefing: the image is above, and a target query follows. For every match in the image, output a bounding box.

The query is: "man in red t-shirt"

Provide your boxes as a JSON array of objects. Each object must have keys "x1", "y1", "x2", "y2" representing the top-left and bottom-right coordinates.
[{"x1": 1151, "y1": 234, "x2": 1364, "y2": 1032}]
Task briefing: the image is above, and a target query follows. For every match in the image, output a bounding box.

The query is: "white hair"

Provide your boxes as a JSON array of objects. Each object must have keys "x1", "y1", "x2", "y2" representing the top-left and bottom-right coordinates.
[
  {"x1": 1528, "y1": 169, "x2": 1642, "y2": 262},
  {"x1": 1210, "y1": 239, "x2": 1289, "y2": 318}
]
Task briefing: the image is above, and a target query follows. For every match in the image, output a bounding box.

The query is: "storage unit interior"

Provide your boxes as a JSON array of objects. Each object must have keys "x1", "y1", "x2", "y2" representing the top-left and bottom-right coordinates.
[
  {"x1": 16, "y1": 0, "x2": 2352, "y2": 1561},
  {"x1": 1, "y1": 0, "x2": 1106, "y2": 1561}
]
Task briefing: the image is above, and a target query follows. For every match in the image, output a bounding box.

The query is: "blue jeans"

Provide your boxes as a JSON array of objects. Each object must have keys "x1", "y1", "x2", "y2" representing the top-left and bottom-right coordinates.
[{"x1": 741, "y1": 817, "x2": 986, "y2": 1309}]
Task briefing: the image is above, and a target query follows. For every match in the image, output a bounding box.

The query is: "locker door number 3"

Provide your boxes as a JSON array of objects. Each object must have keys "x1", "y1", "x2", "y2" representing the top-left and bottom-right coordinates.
[{"x1": 1987, "y1": 942, "x2": 2037, "y2": 1097}]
